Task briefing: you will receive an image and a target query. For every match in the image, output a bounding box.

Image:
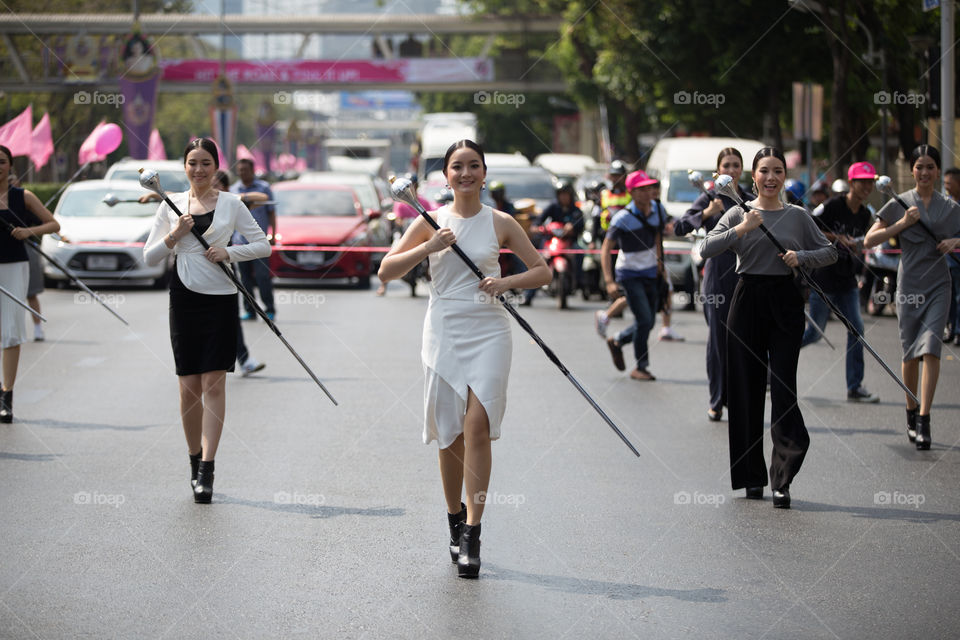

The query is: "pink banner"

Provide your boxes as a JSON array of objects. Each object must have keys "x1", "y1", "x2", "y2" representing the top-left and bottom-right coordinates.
[
  {"x1": 160, "y1": 58, "x2": 493, "y2": 84},
  {"x1": 0, "y1": 105, "x2": 33, "y2": 157},
  {"x1": 30, "y1": 112, "x2": 54, "y2": 169}
]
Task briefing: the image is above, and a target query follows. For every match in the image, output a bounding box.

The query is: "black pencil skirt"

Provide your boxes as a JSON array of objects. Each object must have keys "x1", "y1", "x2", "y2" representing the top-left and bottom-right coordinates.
[{"x1": 169, "y1": 273, "x2": 238, "y2": 376}]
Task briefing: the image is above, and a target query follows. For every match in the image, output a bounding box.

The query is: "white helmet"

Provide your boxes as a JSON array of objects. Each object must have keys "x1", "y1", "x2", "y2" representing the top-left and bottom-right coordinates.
[{"x1": 831, "y1": 179, "x2": 849, "y2": 194}]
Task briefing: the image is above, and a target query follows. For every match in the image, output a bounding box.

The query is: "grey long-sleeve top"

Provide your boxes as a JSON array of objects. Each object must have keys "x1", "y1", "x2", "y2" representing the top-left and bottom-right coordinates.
[{"x1": 699, "y1": 204, "x2": 837, "y2": 276}]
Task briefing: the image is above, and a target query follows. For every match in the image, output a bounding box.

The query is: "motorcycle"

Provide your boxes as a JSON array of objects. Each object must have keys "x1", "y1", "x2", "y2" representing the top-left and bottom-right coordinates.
[
  {"x1": 859, "y1": 239, "x2": 899, "y2": 316},
  {"x1": 537, "y1": 221, "x2": 577, "y2": 309},
  {"x1": 578, "y1": 207, "x2": 606, "y2": 301}
]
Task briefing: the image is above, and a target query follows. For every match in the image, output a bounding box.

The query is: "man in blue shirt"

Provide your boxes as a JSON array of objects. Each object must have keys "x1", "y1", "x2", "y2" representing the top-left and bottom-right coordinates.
[
  {"x1": 231, "y1": 159, "x2": 276, "y2": 320},
  {"x1": 599, "y1": 170, "x2": 665, "y2": 381}
]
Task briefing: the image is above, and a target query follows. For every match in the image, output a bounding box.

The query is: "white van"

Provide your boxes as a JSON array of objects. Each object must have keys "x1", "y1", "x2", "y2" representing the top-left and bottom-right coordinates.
[
  {"x1": 419, "y1": 112, "x2": 478, "y2": 178},
  {"x1": 644, "y1": 137, "x2": 766, "y2": 218}
]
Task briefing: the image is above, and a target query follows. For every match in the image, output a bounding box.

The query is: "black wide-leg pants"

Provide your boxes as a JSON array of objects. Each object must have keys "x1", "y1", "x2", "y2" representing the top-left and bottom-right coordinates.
[{"x1": 726, "y1": 274, "x2": 809, "y2": 491}]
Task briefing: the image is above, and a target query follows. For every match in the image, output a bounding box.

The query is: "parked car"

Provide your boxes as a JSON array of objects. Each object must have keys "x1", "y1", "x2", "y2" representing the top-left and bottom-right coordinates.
[
  {"x1": 270, "y1": 182, "x2": 377, "y2": 288},
  {"x1": 41, "y1": 180, "x2": 172, "y2": 288},
  {"x1": 105, "y1": 159, "x2": 190, "y2": 192},
  {"x1": 297, "y1": 171, "x2": 392, "y2": 266},
  {"x1": 480, "y1": 166, "x2": 557, "y2": 213}
]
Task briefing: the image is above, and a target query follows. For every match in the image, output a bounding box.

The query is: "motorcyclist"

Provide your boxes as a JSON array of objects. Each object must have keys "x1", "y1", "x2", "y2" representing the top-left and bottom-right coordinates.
[
  {"x1": 522, "y1": 180, "x2": 585, "y2": 305},
  {"x1": 489, "y1": 180, "x2": 515, "y2": 215},
  {"x1": 600, "y1": 160, "x2": 631, "y2": 231}
]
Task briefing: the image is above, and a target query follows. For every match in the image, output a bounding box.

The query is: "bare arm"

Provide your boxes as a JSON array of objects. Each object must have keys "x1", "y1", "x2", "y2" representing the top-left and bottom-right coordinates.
[
  {"x1": 13, "y1": 190, "x2": 60, "y2": 238},
  {"x1": 601, "y1": 235, "x2": 618, "y2": 297},
  {"x1": 377, "y1": 214, "x2": 452, "y2": 283},
  {"x1": 483, "y1": 213, "x2": 550, "y2": 295},
  {"x1": 865, "y1": 206, "x2": 920, "y2": 248}
]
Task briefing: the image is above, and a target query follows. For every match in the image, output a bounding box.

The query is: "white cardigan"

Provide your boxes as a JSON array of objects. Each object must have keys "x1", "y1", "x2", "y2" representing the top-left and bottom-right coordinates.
[{"x1": 143, "y1": 191, "x2": 271, "y2": 295}]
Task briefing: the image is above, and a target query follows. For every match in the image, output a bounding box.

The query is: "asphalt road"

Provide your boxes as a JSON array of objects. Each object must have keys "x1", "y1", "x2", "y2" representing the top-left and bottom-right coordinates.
[{"x1": 1, "y1": 283, "x2": 958, "y2": 639}]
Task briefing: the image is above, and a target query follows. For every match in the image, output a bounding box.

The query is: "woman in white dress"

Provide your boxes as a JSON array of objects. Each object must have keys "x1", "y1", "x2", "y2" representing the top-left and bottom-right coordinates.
[{"x1": 378, "y1": 140, "x2": 550, "y2": 578}]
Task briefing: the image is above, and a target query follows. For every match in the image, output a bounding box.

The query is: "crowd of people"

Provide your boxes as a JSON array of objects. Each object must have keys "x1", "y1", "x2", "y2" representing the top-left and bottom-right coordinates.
[{"x1": 1, "y1": 136, "x2": 959, "y2": 578}]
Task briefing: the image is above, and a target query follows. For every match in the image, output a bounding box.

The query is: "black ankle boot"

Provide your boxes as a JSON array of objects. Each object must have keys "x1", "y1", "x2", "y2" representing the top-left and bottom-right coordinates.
[
  {"x1": 906, "y1": 407, "x2": 918, "y2": 443},
  {"x1": 457, "y1": 523, "x2": 481, "y2": 578},
  {"x1": 915, "y1": 414, "x2": 931, "y2": 450},
  {"x1": 189, "y1": 451, "x2": 202, "y2": 489},
  {"x1": 447, "y1": 502, "x2": 466, "y2": 563},
  {"x1": 194, "y1": 460, "x2": 214, "y2": 503},
  {"x1": 0, "y1": 389, "x2": 12, "y2": 423}
]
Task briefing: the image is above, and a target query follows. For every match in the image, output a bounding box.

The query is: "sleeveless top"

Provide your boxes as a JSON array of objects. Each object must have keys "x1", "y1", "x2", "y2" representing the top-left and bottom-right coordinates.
[{"x1": 0, "y1": 188, "x2": 38, "y2": 264}]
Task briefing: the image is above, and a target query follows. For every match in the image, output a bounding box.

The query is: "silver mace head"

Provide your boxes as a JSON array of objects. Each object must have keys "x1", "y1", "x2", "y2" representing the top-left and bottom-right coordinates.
[
  {"x1": 102, "y1": 193, "x2": 120, "y2": 207},
  {"x1": 713, "y1": 173, "x2": 739, "y2": 202},
  {"x1": 138, "y1": 168, "x2": 165, "y2": 197},
  {"x1": 688, "y1": 170, "x2": 706, "y2": 194},
  {"x1": 389, "y1": 175, "x2": 418, "y2": 209},
  {"x1": 875, "y1": 175, "x2": 894, "y2": 196}
]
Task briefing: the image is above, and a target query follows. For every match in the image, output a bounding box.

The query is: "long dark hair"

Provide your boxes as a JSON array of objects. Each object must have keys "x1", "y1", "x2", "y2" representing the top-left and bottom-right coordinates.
[
  {"x1": 716, "y1": 147, "x2": 743, "y2": 170},
  {"x1": 183, "y1": 138, "x2": 220, "y2": 168},
  {"x1": 752, "y1": 146, "x2": 786, "y2": 172},
  {"x1": 214, "y1": 170, "x2": 231, "y2": 191},
  {"x1": 0, "y1": 144, "x2": 12, "y2": 166},
  {"x1": 442, "y1": 139, "x2": 486, "y2": 175},
  {"x1": 909, "y1": 144, "x2": 941, "y2": 170}
]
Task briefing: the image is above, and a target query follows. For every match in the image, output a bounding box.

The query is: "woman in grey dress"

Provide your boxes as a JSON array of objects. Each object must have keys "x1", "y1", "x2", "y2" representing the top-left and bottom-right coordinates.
[{"x1": 865, "y1": 145, "x2": 960, "y2": 450}]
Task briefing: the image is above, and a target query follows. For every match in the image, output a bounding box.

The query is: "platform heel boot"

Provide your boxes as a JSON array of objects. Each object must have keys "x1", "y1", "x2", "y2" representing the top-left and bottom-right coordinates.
[
  {"x1": 193, "y1": 460, "x2": 214, "y2": 503},
  {"x1": 915, "y1": 414, "x2": 931, "y2": 450},
  {"x1": 906, "y1": 407, "x2": 918, "y2": 443},
  {"x1": 457, "y1": 523, "x2": 481, "y2": 578},
  {"x1": 189, "y1": 451, "x2": 202, "y2": 489},
  {"x1": 0, "y1": 389, "x2": 12, "y2": 424},
  {"x1": 447, "y1": 502, "x2": 466, "y2": 563}
]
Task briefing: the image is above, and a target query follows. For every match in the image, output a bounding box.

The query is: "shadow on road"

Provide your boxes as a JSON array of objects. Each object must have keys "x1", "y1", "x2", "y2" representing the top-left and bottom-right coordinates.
[
  {"x1": 795, "y1": 501, "x2": 960, "y2": 523},
  {"x1": 0, "y1": 451, "x2": 62, "y2": 462},
  {"x1": 481, "y1": 563, "x2": 727, "y2": 602},
  {"x1": 215, "y1": 494, "x2": 404, "y2": 520}
]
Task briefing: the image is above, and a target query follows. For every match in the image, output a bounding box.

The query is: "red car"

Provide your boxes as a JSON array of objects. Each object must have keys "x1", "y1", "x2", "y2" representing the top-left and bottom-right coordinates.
[{"x1": 270, "y1": 182, "x2": 381, "y2": 288}]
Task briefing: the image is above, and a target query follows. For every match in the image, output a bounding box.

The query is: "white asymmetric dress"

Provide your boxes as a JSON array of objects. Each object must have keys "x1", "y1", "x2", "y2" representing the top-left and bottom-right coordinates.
[{"x1": 422, "y1": 204, "x2": 512, "y2": 448}]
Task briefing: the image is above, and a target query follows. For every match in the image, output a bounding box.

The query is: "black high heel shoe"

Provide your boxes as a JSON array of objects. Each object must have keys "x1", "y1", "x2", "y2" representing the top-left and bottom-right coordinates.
[
  {"x1": 457, "y1": 523, "x2": 481, "y2": 578},
  {"x1": 772, "y1": 486, "x2": 791, "y2": 509},
  {"x1": 189, "y1": 451, "x2": 202, "y2": 489},
  {"x1": 906, "y1": 407, "x2": 918, "y2": 443},
  {"x1": 447, "y1": 502, "x2": 466, "y2": 563},
  {"x1": 915, "y1": 414, "x2": 931, "y2": 450},
  {"x1": 0, "y1": 389, "x2": 12, "y2": 423},
  {"x1": 745, "y1": 486, "x2": 763, "y2": 499},
  {"x1": 193, "y1": 460, "x2": 214, "y2": 503}
]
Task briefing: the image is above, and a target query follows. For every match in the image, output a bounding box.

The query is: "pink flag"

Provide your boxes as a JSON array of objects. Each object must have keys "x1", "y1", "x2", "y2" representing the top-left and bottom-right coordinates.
[
  {"x1": 0, "y1": 105, "x2": 33, "y2": 157},
  {"x1": 78, "y1": 121, "x2": 107, "y2": 165},
  {"x1": 251, "y1": 149, "x2": 266, "y2": 175},
  {"x1": 294, "y1": 158, "x2": 307, "y2": 172},
  {"x1": 148, "y1": 128, "x2": 167, "y2": 160},
  {"x1": 236, "y1": 144, "x2": 254, "y2": 162},
  {"x1": 30, "y1": 112, "x2": 54, "y2": 169}
]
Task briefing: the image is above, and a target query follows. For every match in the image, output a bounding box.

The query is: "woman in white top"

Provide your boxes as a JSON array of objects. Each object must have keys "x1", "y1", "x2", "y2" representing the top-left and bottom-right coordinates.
[
  {"x1": 378, "y1": 140, "x2": 550, "y2": 578},
  {"x1": 143, "y1": 138, "x2": 270, "y2": 503}
]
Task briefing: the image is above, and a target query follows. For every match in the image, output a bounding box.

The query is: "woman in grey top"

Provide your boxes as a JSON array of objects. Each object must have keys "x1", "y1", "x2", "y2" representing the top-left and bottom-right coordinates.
[
  {"x1": 700, "y1": 147, "x2": 836, "y2": 509},
  {"x1": 865, "y1": 145, "x2": 960, "y2": 450}
]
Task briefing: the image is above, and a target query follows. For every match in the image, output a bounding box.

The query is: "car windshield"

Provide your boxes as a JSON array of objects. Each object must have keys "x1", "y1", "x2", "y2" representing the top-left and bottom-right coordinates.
[
  {"x1": 108, "y1": 169, "x2": 190, "y2": 192},
  {"x1": 483, "y1": 172, "x2": 556, "y2": 202},
  {"x1": 275, "y1": 189, "x2": 358, "y2": 216},
  {"x1": 57, "y1": 189, "x2": 155, "y2": 217},
  {"x1": 667, "y1": 169, "x2": 753, "y2": 203},
  {"x1": 302, "y1": 176, "x2": 379, "y2": 210}
]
